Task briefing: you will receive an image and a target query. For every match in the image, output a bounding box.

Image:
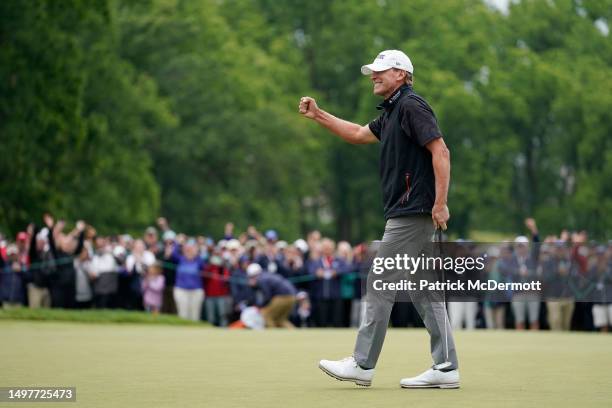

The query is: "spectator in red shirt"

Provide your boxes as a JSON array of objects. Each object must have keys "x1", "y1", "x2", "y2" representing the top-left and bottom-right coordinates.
[
  {"x1": 16, "y1": 231, "x2": 30, "y2": 266},
  {"x1": 203, "y1": 254, "x2": 232, "y2": 327}
]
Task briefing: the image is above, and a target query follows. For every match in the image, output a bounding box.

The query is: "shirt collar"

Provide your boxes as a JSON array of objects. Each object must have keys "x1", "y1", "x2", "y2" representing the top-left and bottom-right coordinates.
[{"x1": 376, "y1": 84, "x2": 412, "y2": 111}]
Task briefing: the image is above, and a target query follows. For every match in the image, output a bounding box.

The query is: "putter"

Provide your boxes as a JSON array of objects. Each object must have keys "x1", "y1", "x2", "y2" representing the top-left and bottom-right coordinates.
[{"x1": 432, "y1": 227, "x2": 452, "y2": 371}]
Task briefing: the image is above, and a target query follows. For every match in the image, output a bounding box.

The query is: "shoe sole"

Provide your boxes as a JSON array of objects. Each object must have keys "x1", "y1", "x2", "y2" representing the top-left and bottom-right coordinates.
[
  {"x1": 400, "y1": 383, "x2": 460, "y2": 389},
  {"x1": 318, "y1": 363, "x2": 372, "y2": 387}
]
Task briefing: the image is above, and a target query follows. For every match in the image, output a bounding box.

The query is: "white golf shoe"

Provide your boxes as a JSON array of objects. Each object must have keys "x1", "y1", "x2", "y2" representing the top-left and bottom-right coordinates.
[
  {"x1": 400, "y1": 368, "x2": 460, "y2": 389},
  {"x1": 318, "y1": 356, "x2": 374, "y2": 387}
]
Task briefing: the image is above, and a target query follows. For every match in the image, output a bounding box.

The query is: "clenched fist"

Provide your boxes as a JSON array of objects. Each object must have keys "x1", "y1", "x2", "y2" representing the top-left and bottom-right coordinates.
[{"x1": 298, "y1": 96, "x2": 319, "y2": 119}]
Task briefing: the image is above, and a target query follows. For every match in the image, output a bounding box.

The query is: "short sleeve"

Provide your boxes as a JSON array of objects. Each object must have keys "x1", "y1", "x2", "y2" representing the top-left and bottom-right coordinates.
[
  {"x1": 368, "y1": 115, "x2": 383, "y2": 140},
  {"x1": 400, "y1": 97, "x2": 442, "y2": 146}
]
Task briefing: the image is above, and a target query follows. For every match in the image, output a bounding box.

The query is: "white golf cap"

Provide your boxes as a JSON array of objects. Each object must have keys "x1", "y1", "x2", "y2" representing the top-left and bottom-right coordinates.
[
  {"x1": 294, "y1": 238, "x2": 308, "y2": 253},
  {"x1": 361, "y1": 50, "x2": 414, "y2": 75},
  {"x1": 246, "y1": 263, "x2": 263, "y2": 277},
  {"x1": 514, "y1": 236, "x2": 529, "y2": 244},
  {"x1": 226, "y1": 239, "x2": 241, "y2": 250}
]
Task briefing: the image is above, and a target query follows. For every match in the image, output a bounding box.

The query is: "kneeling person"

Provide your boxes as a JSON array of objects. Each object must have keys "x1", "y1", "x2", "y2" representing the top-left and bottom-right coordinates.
[{"x1": 247, "y1": 264, "x2": 297, "y2": 328}]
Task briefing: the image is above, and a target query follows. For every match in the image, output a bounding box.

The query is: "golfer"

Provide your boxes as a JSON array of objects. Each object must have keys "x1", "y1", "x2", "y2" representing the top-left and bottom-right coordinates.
[{"x1": 299, "y1": 50, "x2": 459, "y2": 388}]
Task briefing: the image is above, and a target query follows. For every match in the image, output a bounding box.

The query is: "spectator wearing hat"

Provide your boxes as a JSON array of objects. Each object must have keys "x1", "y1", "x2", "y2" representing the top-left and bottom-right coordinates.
[
  {"x1": 255, "y1": 231, "x2": 282, "y2": 274},
  {"x1": 167, "y1": 239, "x2": 206, "y2": 321},
  {"x1": 280, "y1": 244, "x2": 307, "y2": 290},
  {"x1": 500, "y1": 218, "x2": 542, "y2": 330},
  {"x1": 247, "y1": 263, "x2": 297, "y2": 328},
  {"x1": 291, "y1": 291, "x2": 312, "y2": 327},
  {"x1": 0, "y1": 244, "x2": 26, "y2": 308}
]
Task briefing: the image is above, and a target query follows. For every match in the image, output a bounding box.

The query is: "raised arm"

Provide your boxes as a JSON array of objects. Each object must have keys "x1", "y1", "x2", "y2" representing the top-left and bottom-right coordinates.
[
  {"x1": 28, "y1": 224, "x2": 39, "y2": 262},
  {"x1": 299, "y1": 97, "x2": 378, "y2": 145}
]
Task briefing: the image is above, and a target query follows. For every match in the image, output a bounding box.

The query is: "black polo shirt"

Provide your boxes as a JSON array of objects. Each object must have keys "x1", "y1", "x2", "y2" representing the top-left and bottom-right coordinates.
[{"x1": 368, "y1": 84, "x2": 442, "y2": 219}]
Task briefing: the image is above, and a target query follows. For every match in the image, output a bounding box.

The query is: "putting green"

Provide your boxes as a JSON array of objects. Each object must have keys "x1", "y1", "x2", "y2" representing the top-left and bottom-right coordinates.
[{"x1": 1, "y1": 321, "x2": 611, "y2": 407}]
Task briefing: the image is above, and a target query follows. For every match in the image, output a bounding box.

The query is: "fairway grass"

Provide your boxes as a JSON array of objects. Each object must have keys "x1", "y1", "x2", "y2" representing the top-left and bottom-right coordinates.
[{"x1": 1, "y1": 321, "x2": 611, "y2": 408}]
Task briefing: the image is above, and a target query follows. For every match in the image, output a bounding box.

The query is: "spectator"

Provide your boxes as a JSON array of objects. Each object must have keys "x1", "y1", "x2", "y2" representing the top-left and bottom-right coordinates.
[
  {"x1": 123, "y1": 239, "x2": 155, "y2": 310},
  {"x1": 27, "y1": 224, "x2": 53, "y2": 308},
  {"x1": 224, "y1": 222, "x2": 234, "y2": 240},
  {"x1": 591, "y1": 246, "x2": 612, "y2": 332},
  {"x1": 73, "y1": 246, "x2": 93, "y2": 308},
  {"x1": 280, "y1": 244, "x2": 307, "y2": 289},
  {"x1": 16, "y1": 231, "x2": 30, "y2": 266},
  {"x1": 47, "y1": 216, "x2": 85, "y2": 308},
  {"x1": 90, "y1": 236, "x2": 119, "y2": 308},
  {"x1": 229, "y1": 259, "x2": 253, "y2": 320},
  {"x1": 203, "y1": 253, "x2": 232, "y2": 327},
  {"x1": 3, "y1": 214, "x2": 612, "y2": 334},
  {"x1": 570, "y1": 239, "x2": 596, "y2": 330},
  {"x1": 349, "y1": 244, "x2": 368, "y2": 328},
  {"x1": 308, "y1": 238, "x2": 346, "y2": 327},
  {"x1": 0, "y1": 233, "x2": 6, "y2": 260},
  {"x1": 247, "y1": 263, "x2": 296, "y2": 328},
  {"x1": 448, "y1": 242, "x2": 479, "y2": 330},
  {"x1": 543, "y1": 243, "x2": 575, "y2": 331},
  {"x1": 256, "y1": 232, "x2": 282, "y2": 274},
  {"x1": 144, "y1": 226, "x2": 161, "y2": 257},
  {"x1": 168, "y1": 239, "x2": 205, "y2": 321},
  {"x1": 337, "y1": 241, "x2": 356, "y2": 327},
  {"x1": 0, "y1": 245, "x2": 26, "y2": 308},
  {"x1": 196, "y1": 236, "x2": 209, "y2": 262},
  {"x1": 245, "y1": 225, "x2": 260, "y2": 241},
  {"x1": 141, "y1": 261, "x2": 165, "y2": 314},
  {"x1": 305, "y1": 230, "x2": 321, "y2": 261},
  {"x1": 502, "y1": 218, "x2": 541, "y2": 330},
  {"x1": 160, "y1": 230, "x2": 178, "y2": 314},
  {"x1": 483, "y1": 246, "x2": 507, "y2": 329},
  {"x1": 292, "y1": 291, "x2": 312, "y2": 327}
]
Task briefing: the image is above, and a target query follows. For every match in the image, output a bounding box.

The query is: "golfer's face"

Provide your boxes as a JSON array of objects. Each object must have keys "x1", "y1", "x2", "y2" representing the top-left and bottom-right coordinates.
[{"x1": 371, "y1": 69, "x2": 399, "y2": 96}]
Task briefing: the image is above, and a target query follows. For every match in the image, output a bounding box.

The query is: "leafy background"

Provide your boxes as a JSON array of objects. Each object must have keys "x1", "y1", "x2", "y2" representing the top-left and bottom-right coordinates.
[{"x1": 1, "y1": 0, "x2": 610, "y2": 240}]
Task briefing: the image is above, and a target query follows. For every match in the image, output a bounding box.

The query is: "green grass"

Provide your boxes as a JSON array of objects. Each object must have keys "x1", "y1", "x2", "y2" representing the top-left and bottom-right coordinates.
[
  {"x1": 0, "y1": 308, "x2": 205, "y2": 326},
  {"x1": 1, "y1": 322, "x2": 611, "y2": 408},
  {"x1": 467, "y1": 230, "x2": 514, "y2": 242}
]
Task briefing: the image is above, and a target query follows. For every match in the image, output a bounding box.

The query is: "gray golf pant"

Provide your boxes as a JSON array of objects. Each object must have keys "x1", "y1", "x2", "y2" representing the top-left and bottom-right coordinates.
[{"x1": 353, "y1": 215, "x2": 459, "y2": 370}]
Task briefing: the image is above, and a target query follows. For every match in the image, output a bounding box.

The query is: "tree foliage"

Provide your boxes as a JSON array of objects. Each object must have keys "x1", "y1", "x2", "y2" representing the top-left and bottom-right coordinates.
[{"x1": 1, "y1": 0, "x2": 610, "y2": 240}]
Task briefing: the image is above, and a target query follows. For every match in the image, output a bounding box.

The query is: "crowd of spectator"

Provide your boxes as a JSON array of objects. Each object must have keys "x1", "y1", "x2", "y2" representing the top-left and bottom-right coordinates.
[{"x1": 1, "y1": 215, "x2": 610, "y2": 332}]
